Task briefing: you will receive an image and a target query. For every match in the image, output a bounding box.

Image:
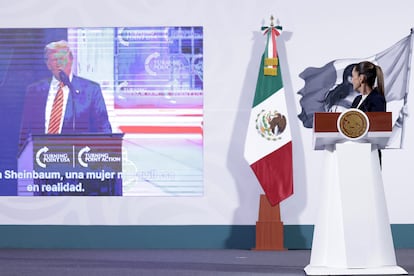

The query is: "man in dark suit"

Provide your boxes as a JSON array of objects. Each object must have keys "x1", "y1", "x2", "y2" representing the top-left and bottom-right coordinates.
[
  {"x1": 18, "y1": 40, "x2": 118, "y2": 196},
  {"x1": 19, "y1": 40, "x2": 112, "y2": 149}
]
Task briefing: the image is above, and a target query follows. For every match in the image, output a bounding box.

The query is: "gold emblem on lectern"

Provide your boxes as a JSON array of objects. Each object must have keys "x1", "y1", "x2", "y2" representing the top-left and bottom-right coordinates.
[{"x1": 337, "y1": 109, "x2": 369, "y2": 139}]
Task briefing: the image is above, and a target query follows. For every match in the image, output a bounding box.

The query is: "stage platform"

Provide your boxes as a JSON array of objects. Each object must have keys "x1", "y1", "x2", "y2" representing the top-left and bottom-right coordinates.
[{"x1": 0, "y1": 249, "x2": 412, "y2": 275}]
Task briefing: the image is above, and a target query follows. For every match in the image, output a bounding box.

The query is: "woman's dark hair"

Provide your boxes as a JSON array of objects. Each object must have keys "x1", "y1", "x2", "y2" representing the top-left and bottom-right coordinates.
[
  {"x1": 324, "y1": 63, "x2": 356, "y2": 110},
  {"x1": 353, "y1": 61, "x2": 385, "y2": 96}
]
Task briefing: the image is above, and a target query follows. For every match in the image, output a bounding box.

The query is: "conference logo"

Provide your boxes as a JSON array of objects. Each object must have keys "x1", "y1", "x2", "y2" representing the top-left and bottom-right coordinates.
[
  {"x1": 35, "y1": 146, "x2": 70, "y2": 168},
  {"x1": 255, "y1": 109, "x2": 287, "y2": 141},
  {"x1": 78, "y1": 146, "x2": 121, "y2": 168},
  {"x1": 35, "y1": 146, "x2": 121, "y2": 168}
]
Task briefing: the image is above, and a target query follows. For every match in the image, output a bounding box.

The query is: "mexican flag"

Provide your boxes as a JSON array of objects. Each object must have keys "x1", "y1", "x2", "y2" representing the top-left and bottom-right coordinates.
[{"x1": 244, "y1": 25, "x2": 293, "y2": 206}]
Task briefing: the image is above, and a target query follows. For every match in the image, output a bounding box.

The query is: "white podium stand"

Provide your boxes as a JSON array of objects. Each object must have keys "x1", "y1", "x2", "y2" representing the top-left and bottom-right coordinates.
[{"x1": 304, "y1": 110, "x2": 407, "y2": 275}]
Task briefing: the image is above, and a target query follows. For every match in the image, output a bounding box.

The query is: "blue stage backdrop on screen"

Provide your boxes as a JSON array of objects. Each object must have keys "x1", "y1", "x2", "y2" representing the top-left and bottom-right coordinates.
[
  {"x1": 114, "y1": 27, "x2": 203, "y2": 109},
  {"x1": 0, "y1": 27, "x2": 203, "y2": 197}
]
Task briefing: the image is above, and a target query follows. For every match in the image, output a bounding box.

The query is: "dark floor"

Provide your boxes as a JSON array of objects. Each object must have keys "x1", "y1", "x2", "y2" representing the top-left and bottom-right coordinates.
[{"x1": 0, "y1": 249, "x2": 412, "y2": 275}]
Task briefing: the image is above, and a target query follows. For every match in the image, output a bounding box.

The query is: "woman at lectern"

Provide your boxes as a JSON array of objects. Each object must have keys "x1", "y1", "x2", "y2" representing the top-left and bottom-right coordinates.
[
  {"x1": 350, "y1": 61, "x2": 386, "y2": 112},
  {"x1": 350, "y1": 61, "x2": 386, "y2": 166}
]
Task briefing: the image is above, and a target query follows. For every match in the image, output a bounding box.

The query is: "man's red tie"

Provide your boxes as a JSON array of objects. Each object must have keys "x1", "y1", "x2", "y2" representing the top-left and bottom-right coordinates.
[{"x1": 48, "y1": 82, "x2": 64, "y2": 134}]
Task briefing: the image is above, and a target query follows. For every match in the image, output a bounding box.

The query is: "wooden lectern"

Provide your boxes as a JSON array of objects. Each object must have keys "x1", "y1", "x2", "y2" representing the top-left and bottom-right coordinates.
[{"x1": 304, "y1": 110, "x2": 407, "y2": 275}]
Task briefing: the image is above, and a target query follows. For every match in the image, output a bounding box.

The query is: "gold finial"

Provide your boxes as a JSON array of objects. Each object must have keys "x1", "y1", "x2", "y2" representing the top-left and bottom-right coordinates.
[{"x1": 270, "y1": 15, "x2": 274, "y2": 27}]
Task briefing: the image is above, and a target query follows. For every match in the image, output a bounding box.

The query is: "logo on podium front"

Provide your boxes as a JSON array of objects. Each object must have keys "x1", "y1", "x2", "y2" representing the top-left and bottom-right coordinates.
[{"x1": 337, "y1": 108, "x2": 369, "y2": 139}]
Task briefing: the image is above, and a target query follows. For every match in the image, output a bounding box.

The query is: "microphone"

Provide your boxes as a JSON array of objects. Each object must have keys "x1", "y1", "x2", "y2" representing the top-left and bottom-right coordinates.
[
  {"x1": 58, "y1": 70, "x2": 74, "y2": 91},
  {"x1": 58, "y1": 70, "x2": 76, "y2": 131}
]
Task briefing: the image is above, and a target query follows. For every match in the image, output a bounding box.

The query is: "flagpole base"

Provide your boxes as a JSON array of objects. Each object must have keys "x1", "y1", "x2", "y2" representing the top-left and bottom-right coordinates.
[
  {"x1": 304, "y1": 265, "x2": 407, "y2": 275},
  {"x1": 253, "y1": 194, "x2": 285, "y2": 251}
]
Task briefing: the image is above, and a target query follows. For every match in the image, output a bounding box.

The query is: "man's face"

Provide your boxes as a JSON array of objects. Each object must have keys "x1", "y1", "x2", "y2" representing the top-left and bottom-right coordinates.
[{"x1": 46, "y1": 48, "x2": 73, "y2": 80}]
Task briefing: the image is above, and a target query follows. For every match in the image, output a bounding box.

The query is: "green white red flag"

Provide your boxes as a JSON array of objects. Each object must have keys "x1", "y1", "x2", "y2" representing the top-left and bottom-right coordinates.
[{"x1": 244, "y1": 24, "x2": 293, "y2": 206}]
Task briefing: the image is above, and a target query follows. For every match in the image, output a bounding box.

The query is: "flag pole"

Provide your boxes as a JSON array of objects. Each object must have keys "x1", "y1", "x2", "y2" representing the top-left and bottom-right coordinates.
[
  {"x1": 400, "y1": 29, "x2": 414, "y2": 149},
  {"x1": 253, "y1": 15, "x2": 286, "y2": 251}
]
